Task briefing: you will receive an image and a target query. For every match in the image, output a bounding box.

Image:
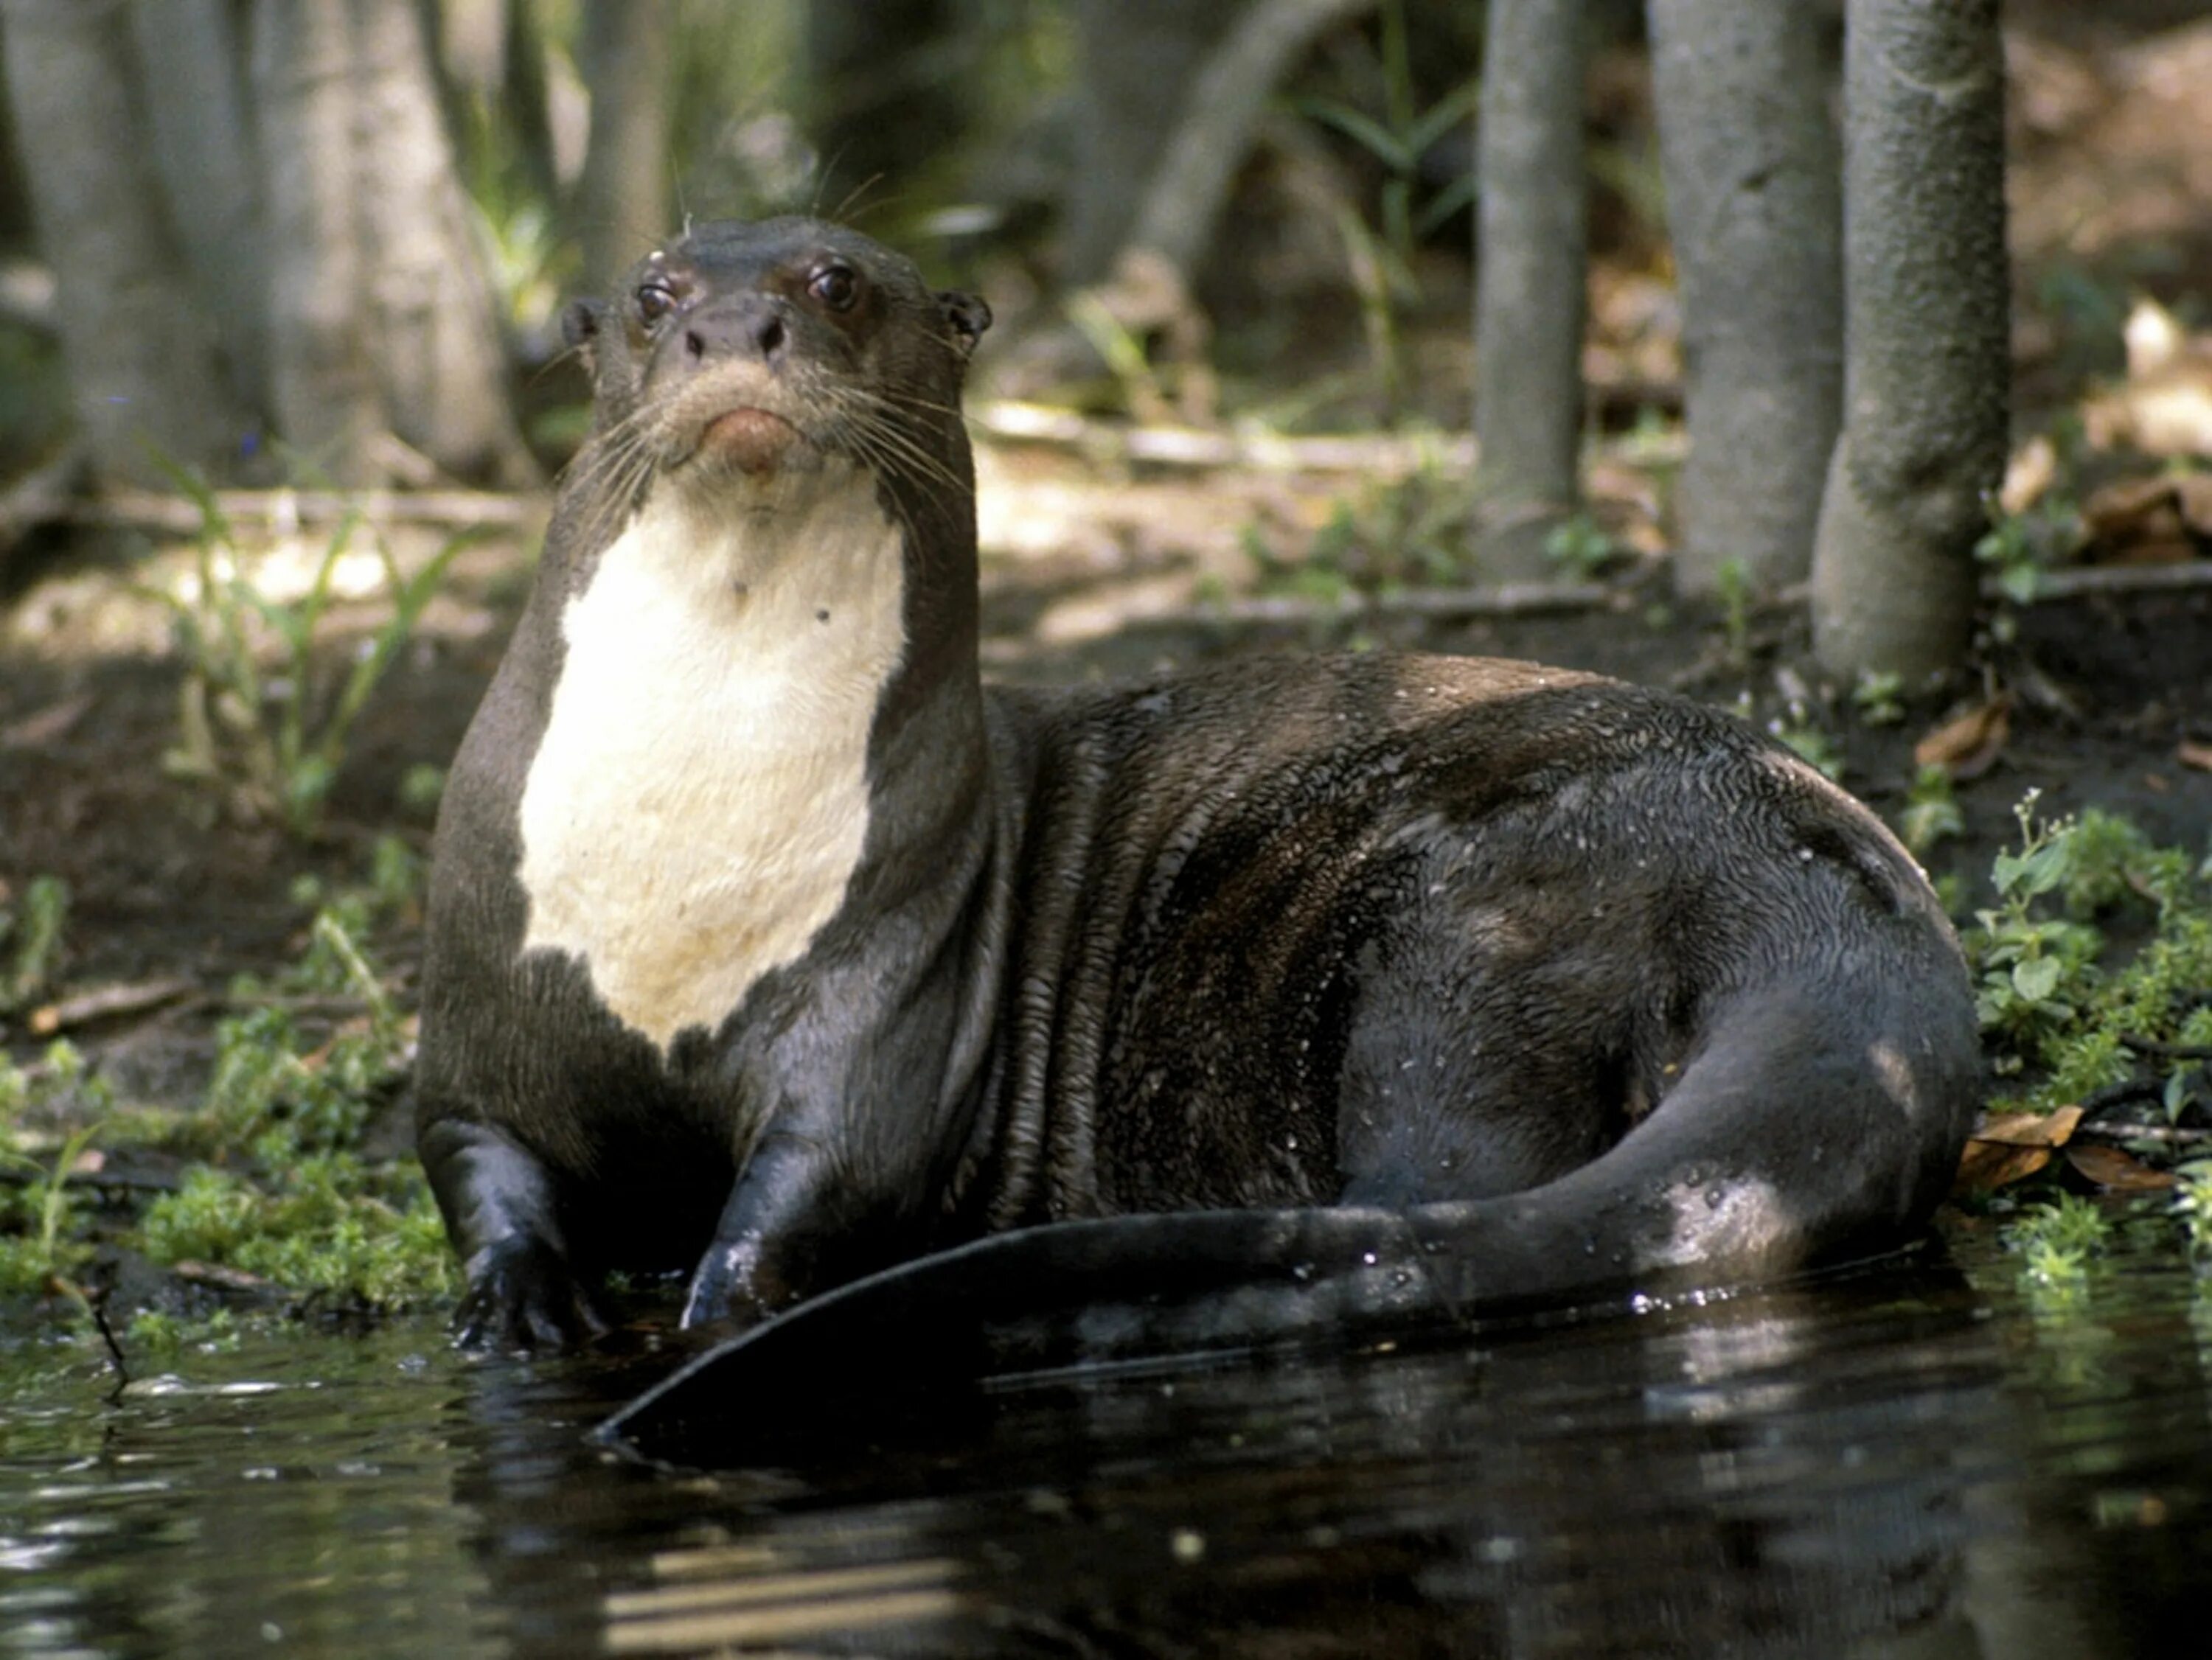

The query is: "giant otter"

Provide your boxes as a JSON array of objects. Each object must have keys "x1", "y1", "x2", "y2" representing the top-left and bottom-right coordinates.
[{"x1": 415, "y1": 217, "x2": 1980, "y2": 1374}]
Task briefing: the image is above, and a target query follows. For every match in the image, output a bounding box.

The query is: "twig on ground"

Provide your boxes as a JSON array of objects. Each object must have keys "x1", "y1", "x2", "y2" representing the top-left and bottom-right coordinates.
[{"x1": 72, "y1": 487, "x2": 539, "y2": 537}]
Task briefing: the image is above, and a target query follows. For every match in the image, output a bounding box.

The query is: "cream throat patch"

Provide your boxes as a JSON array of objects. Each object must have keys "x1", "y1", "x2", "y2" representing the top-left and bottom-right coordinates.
[{"x1": 515, "y1": 466, "x2": 908, "y2": 1050}]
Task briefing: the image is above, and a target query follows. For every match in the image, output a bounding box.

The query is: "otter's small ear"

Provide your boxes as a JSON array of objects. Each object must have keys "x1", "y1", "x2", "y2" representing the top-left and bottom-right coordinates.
[
  {"x1": 562, "y1": 299, "x2": 608, "y2": 358},
  {"x1": 937, "y1": 290, "x2": 992, "y2": 358}
]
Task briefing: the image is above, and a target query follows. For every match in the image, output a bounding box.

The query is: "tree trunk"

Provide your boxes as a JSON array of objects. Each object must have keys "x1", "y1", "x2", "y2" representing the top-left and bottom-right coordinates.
[
  {"x1": 1471, "y1": 0, "x2": 1588, "y2": 581},
  {"x1": 0, "y1": 0, "x2": 246, "y2": 484},
  {"x1": 128, "y1": 0, "x2": 267, "y2": 421},
  {"x1": 1809, "y1": 0, "x2": 2008, "y2": 683},
  {"x1": 1116, "y1": 0, "x2": 1380, "y2": 285},
  {"x1": 804, "y1": 0, "x2": 964, "y2": 227},
  {"x1": 1648, "y1": 0, "x2": 1842, "y2": 598},
  {"x1": 1065, "y1": 0, "x2": 1238, "y2": 286},
  {"x1": 251, "y1": 0, "x2": 383, "y2": 485},
  {"x1": 574, "y1": 0, "x2": 674, "y2": 293},
  {"x1": 352, "y1": 0, "x2": 535, "y2": 485}
]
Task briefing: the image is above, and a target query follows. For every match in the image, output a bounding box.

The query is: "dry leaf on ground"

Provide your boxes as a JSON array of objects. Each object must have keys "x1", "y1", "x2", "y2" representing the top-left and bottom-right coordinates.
[
  {"x1": 2065, "y1": 1143, "x2": 2177, "y2": 1192},
  {"x1": 1915, "y1": 695, "x2": 2013, "y2": 779},
  {"x1": 1952, "y1": 1104, "x2": 2085, "y2": 1194}
]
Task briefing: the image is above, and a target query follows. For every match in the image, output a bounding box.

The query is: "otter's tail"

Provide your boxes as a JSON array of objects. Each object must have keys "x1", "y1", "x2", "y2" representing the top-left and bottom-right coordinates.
[{"x1": 600, "y1": 979, "x2": 1977, "y2": 1466}]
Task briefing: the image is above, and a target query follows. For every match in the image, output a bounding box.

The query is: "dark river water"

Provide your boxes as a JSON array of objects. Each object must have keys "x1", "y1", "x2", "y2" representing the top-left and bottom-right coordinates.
[{"x1": 2, "y1": 1213, "x2": 2208, "y2": 1659}]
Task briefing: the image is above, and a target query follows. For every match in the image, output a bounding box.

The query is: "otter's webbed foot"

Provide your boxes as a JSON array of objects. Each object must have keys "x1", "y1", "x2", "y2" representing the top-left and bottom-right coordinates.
[{"x1": 454, "y1": 1235, "x2": 611, "y2": 1352}]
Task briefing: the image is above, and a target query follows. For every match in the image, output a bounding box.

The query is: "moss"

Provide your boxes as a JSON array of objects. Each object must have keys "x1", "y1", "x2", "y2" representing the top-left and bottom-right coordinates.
[
  {"x1": 3, "y1": 845, "x2": 454, "y2": 1326},
  {"x1": 138, "y1": 1162, "x2": 454, "y2": 1310}
]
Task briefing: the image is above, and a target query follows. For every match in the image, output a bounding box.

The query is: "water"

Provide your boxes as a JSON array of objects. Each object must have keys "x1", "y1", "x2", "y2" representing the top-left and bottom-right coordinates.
[{"x1": 3, "y1": 1215, "x2": 2208, "y2": 1658}]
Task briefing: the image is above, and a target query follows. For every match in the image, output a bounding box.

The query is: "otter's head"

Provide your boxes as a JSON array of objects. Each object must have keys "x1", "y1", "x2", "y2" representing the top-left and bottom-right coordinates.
[{"x1": 561, "y1": 218, "x2": 991, "y2": 511}]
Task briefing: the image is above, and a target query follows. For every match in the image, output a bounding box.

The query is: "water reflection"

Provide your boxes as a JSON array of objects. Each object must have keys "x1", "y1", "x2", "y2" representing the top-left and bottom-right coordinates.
[{"x1": 2, "y1": 1224, "x2": 2211, "y2": 1657}]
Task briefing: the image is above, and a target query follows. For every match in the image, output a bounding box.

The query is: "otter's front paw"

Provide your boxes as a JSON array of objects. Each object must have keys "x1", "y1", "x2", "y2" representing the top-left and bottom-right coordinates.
[
  {"x1": 454, "y1": 1238, "x2": 609, "y2": 1352},
  {"x1": 680, "y1": 1236, "x2": 799, "y2": 1331}
]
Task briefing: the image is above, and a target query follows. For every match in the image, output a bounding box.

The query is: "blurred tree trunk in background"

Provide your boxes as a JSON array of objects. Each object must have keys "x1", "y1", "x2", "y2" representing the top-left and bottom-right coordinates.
[
  {"x1": 0, "y1": 0, "x2": 246, "y2": 485},
  {"x1": 574, "y1": 0, "x2": 673, "y2": 294},
  {"x1": 352, "y1": 0, "x2": 533, "y2": 484},
  {"x1": 806, "y1": 0, "x2": 964, "y2": 226},
  {"x1": 1648, "y1": 0, "x2": 1842, "y2": 599},
  {"x1": 1810, "y1": 0, "x2": 2007, "y2": 683},
  {"x1": 251, "y1": 0, "x2": 386, "y2": 484},
  {"x1": 1065, "y1": 0, "x2": 1238, "y2": 286},
  {"x1": 1, "y1": 0, "x2": 531, "y2": 492},
  {"x1": 1113, "y1": 0, "x2": 1379, "y2": 285},
  {"x1": 1471, "y1": 0, "x2": 1587, "y2": 581},
  {"x1": 129, "y1": 0, "x2": 268, "y2": 421}
]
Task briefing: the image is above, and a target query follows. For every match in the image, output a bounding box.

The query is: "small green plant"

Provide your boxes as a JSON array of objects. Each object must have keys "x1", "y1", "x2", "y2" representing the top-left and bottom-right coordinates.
[
  {"x1": 1295, "y1": 0, "x2": 1478, "y2": 414},
  {"x1": 1543, "y1": 512, "x2": 1617, "y2": 579},
  {"x1": 2005, "y1": 1191, "x2": 2111, "y2": 1286},
  {"x1": 0, "y1": 1042, "x2": 108, "y2": 1296},
  {"x1": 1974, "y1": 491, "x2": 2080, "y2": 624},
  {"x1": 1067, "y1": 291, "x2": 1175, "y2": 425},
  {"x1": 1964, "y1": 796, "x2": 2212, "y2": 1138},
  {"x1": 1248, "y1": 460, "x2": 1472, "y2": 604},
  {"x1": 1851, "y1": 671, "x2": 1907, "y2": 728},
  {"x1": 1898, "y1": 764, "x2": 1965, "y2": 857},
  {"x1": 2175, "y1": 1159, "x2": 2212, "y2": 1258},
  {"x1": 1965, "y1": 792, "x2": 2107, "y2": 1053},
  {"x1": 126, "y1": 1306, "x2": 242, "y2": 1359},
  {"x1": 147, "y1": 465, "x2": 473, "y2": 837},
  {"x1": 1715, "y1": 558, "x2": 1753, "y2": 667},
  {"x1": 0, "y1": 874, "x2": 68, "y2": 1014}
]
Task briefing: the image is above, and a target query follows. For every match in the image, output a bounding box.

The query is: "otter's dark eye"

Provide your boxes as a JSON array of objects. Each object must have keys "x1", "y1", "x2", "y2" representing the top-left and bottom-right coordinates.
[
  {"x1": 637, "y1": 282, "x2": 677, "y2": 323},
  {"x1": 809, "y1": 263, "x2": 858, "y2": 311}
]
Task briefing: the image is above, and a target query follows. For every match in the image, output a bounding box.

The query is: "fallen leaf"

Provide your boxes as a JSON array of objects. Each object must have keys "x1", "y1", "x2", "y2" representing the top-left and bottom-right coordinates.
[
  {"x1": 1972, "y1": 1106, "x2": 2086, "y2": 1146},
  {"x1": 1952, "y1": 1105, "x2": 2085, "y2": 1195},
  {"x1": 2081, "y1": 474, "x2": 2200, "y2": 565},
  {"x1": 2065, "y1": 1143, "x2": 2177, "y2": 1193},
  {"x1": 1914, "y1": 695, "x2": 2013, "y2": 778}
]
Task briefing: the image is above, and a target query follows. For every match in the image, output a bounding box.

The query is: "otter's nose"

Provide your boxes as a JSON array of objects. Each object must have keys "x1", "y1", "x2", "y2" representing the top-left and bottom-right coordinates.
[{"x1": 681, "y1": 295, "x2": 789, "y2": 369}]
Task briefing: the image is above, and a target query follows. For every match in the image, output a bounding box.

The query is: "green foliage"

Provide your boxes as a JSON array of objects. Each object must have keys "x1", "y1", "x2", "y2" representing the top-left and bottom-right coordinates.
[
  {"x1": 2174, "y1": 1158, "x2": 2212, "y2": 1258},
  {"x1": 1067, "y1": 293, "x2": 1175, "y2": 424},
  {"x1": 145, "y1": 465, "x2": 473, "y2": 838},
  {"x1": 2006, "y1": 1191, "x2": 2112, "y2": 1286},
  {"x1": 1714, "y1": 558, "x2": 1753, "y2": 667},
  {"x1": 1295, "y1": 0, "x2": 1478, "y2": 414},
  {"x1": 1543, "y1": 512, "x2": 1618, "y2": 579},
  {"x1": 1851, "y1": 672, "x2": 1907, "y2": 728},
  {"x1": 0, "y1": 1044, "x2": 109, "y2": 1296},
  {"x1": 1965, "y1": 795, "x2": 2212, "y2": 1134},
  {"x1": 142, "y1": 859, "x2": 453, "y2": 1309},
  {"x1": 2, "y1": 847, "x2": 451, "y2": 1319},
  {"x1": 1966, "y1": 793, "x2": 2110, "y2": 1056},
  {"x1": 138, "y1": 1162, "x2": 453, "y2": 1310},
  {"x1": 1248, "y1": 456, "x2": 1472, "y2": 602},
  {"x1": 0, "y1": 876, "x2": 69, "y2": 1014},
  {"x1": 1974, "y1": 491, "x2": 2080, "y2": 620},
  {"x1": 397, "y1": 763, "x2": 447, "y2": 820},
  {"x1": 125, "y1": 1307, "x2": 241, "y2": 1359},
  {"x1": 1898, "y1": 765, "x2": 1965, "y2": 858}
]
